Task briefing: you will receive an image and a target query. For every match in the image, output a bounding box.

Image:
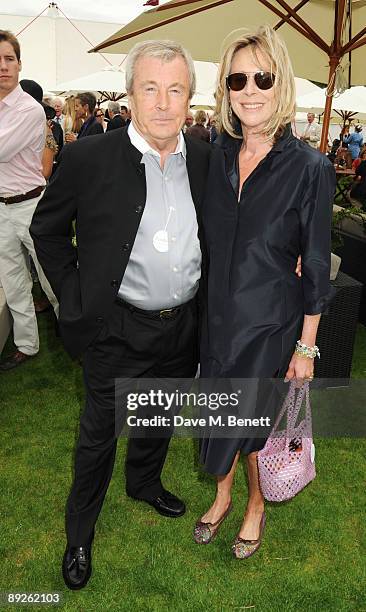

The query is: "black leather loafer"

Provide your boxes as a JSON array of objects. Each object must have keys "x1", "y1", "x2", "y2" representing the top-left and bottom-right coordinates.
[
  {"x1": 129, "y1": 489, "x2": 186, "y2": 518},
  {"x1": 62, "y1": 545, "x2": 92, "y2": 590},
  {"x1": 0, "y1": 350, "x2": 34, "y2": 372}
]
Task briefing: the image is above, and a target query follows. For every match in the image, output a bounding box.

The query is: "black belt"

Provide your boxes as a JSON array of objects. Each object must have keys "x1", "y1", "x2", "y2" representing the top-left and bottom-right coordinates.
[
  {"x1": 0, "y1": 185, "x2": 45, "y2": 205},
  {"x1": 116, "y1": 297, "x2": 190, "y2": 320}
]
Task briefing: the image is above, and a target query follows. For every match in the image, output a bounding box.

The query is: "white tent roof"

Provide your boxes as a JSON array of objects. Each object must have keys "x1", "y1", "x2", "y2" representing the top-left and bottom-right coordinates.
[
  {"x1": 0, "y1": 12, "x2": 126, "y2": 90},
  {"x1": 297, "y1": 86, "x2": 366, "y2": 118},
  {"x1": 54, "y1": 65, "x2": 127, "y2": 95}
]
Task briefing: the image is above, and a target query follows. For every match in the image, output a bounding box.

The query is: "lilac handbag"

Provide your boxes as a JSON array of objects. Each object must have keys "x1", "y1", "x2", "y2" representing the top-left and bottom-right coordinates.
[{"x1": 258, "y1": 381, "x2": 316, "y2": 502}]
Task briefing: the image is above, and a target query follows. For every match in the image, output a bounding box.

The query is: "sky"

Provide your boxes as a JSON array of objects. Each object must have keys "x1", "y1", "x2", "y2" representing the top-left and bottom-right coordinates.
[{"x1": 1, "y1": 0, "x2": 171, "y2": 25}]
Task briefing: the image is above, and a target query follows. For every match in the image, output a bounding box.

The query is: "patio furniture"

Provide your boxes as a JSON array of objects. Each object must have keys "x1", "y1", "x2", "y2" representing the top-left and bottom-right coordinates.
[
  {"x1": 333, "y1": 204, "x2": 366, "y2": 325},
  {"x1": 335, "y1": 168, "x2": 356, "y2": 205},
  {"x1": 315, "y1": 271, "x2": 362, "y2": 385}
]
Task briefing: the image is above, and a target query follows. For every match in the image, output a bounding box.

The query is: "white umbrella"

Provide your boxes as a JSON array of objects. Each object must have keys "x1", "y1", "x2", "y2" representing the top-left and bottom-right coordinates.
[
  {"x1": 194, "y1": 60, "x2": 218, "y2": 87},
  {"x1": 297, "y1": 86, "x2": 366, "y2": 119},
  {"x1": 191, "y1": 91, "x2": 216, "y2": 108},
  {"x1": 53, "y1": 58, "x2": 321, "y2": 111},
  {"x1": 53, "y1": 59, "x2": 220, "y2": 104},
  {"x1": 295, "y1": 77, "x2": 322, "y2": 100},
  {"x1": 53, "y1": 65, "x2": 127, "y2": 101}
]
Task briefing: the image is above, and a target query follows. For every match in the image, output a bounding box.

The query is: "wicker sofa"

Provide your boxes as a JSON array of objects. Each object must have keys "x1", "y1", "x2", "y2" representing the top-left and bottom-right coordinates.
[{"x1": 333, "y1": 204, "x2": 366, "y2": 325}]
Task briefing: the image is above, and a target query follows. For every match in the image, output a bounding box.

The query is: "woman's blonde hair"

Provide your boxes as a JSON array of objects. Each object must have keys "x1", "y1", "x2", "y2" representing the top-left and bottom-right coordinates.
[
  {"x1": 216, "y1": 25, "x2": 296, "y2": 142},
  {"x1": 194, "y1": 110, "x2": 207, "y2": 126},
  {"x1": 63, "y1": 95, "x2": 83, "y2": 133}
]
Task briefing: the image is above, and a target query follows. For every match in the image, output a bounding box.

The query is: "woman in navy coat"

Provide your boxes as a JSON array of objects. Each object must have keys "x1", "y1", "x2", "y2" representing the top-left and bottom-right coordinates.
[{"x1": 194, "y1": 25, "x2": 336, "y2": 558}]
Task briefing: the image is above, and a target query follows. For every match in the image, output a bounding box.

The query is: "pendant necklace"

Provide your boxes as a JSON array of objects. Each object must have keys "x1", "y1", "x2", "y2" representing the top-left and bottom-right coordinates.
[{"x1": 152, "y1": 206, "x2": 174, "y2": 253}]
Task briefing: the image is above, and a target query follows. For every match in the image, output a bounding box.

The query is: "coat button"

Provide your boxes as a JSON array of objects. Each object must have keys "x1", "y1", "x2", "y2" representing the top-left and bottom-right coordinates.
[
  {"x1": 122, "y1": 243, "x2": 130, "y2": 251},
  {"x1": 135, "y1": 205, "x2": 143, "y2": 214},
  {"x1": 137, "y1": 167, "x2": 143, "y2": 175},
  {"x1": 111, "y1": 280, "x2": 119, "y2": 288},
  {"x1": 96, "y1": 316, "x2": 104, "y2": 323}
]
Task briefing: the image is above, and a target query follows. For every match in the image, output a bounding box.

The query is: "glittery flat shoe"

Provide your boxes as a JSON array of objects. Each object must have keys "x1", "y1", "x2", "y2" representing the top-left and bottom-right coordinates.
[
  {"x1": 232, "y1": 512, "x2": 266, "y2": 559},
  {"x1": 193, "y1": 502, "x2": 233, "y2": 544}
]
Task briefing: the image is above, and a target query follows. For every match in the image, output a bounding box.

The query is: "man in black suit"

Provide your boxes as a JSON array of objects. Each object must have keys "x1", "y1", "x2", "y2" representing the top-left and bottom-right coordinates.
[
  {"x1": 30, "y1": 40, "x2": 211, "y2": 590},
  {"x1": 120, "y1": 104, "x2": 130, "y2": 125},
  {"x1": 106, "y1": 100, "x2": 125, "y2": 131},
  {"x1": 65, "y1": 91, "x2": 103, "y2": 142}
]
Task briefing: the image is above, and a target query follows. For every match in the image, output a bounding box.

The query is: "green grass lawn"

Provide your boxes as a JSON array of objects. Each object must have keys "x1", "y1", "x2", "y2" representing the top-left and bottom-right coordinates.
[{"x1": 0, "y1": 314, "x2": 365, "y2": 611}]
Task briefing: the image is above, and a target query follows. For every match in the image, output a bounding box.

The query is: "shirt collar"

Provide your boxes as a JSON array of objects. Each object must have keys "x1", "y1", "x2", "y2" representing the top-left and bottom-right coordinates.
[
  {"x1": 1, "y1": 83, "x2": 23, "y2": 107},
  {"x1": 271, "y1": 123, "x2": 293, "y2": 152},
  {"x1": 128, "y1": 121, "x2": 186, "y2": 160},
  {"x1": 80, "y1": 115, "x2": 94, "y2": 130},
  {"x1": 217, "y1": 122, "x2": 293, "y2": 154}
]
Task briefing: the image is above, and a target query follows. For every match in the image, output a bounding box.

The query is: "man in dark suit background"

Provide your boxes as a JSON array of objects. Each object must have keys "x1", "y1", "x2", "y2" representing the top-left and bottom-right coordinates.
[
  {"x1": 30, "y1": 40, "x2": 211, "y2": 590},
  {"x1": 65, "y1": 91, "x2": 103, "y2": 142},
  {"x1": 106, "y1": 100, "x2": 125, "y2": 131},
  {"x1": 120, "y1": 104, "x2": 130, "y2": 125}
]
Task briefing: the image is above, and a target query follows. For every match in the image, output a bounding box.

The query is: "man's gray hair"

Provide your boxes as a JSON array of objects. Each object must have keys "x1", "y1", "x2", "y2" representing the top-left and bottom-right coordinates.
[
  {"x1": 125, "y1": 40, "x2": 196, "y2": 99},
  {"x1": 108, "y1": 101, "x2": 121, "y2": 114},
  {"x1": 51, "y1": 97, "x2": 63, "y2": 107}
]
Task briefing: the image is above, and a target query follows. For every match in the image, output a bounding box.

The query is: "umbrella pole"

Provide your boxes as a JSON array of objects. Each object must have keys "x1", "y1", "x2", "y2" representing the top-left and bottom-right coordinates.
[{"x1": 320, "y1": 56, "x2": 339, "y2": 153}]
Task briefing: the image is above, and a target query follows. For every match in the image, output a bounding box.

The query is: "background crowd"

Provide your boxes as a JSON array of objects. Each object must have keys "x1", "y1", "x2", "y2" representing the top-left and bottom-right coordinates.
[{"x1": 1, "y1": 75, "x2": 365, "y2": 373}]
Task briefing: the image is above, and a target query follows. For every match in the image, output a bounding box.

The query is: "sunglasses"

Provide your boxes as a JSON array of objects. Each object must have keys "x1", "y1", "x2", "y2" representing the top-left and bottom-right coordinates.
[
  {"x1": 226, "y1": 71, "x2": 275, "y2": 91},
  {"x1": 96, "y1": 113, "x2": 104, "y2": 117}
]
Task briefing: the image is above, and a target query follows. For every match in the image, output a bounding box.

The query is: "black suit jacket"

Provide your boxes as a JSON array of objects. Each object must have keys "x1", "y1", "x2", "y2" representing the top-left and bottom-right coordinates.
[
  {"x1": 30, "y1": 127, "x2": 211, "y2": 358},
  {"x1": 78, "y1": 117, "x2": 104, "y2": 138},
  {"x1": 50, "y1": 121, "x2": 64, "y2": 161},
  {"x1": 106, "y1": 114, "x2": 126, "y2": 131}
]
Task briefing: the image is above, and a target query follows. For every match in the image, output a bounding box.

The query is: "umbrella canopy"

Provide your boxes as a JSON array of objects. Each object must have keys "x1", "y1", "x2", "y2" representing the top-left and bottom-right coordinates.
[
  {"x1": 91, "y1": 0, "x2": 366, "y2": 151},
  {"x1": 294, "y1": 77, "x2": 323, "y2": 99},
  {"x1": 53, "y1": 59, "x2": 219, "y2": 104},
  {"x1": 52, "y1": 65, "x2": 127, "y2": 102},
  {"x1": 297, "y1": 86, "x2": 366, "y2": 119},
  {"x1": 56, "y1": 60, "x2": 320, "y2": 111},
  {"x1": 191, "y1": 91, "x2": 216, "y2": 107}
]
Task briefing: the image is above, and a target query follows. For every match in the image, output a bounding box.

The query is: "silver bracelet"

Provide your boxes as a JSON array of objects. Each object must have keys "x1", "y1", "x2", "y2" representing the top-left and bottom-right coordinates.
[{"x1": 295, "y1": 340, "x2": 320, "y2": 359}]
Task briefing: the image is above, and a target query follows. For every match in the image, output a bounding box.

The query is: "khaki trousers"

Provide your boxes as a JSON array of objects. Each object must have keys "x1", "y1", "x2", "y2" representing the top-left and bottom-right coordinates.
[{"x1": 0, "y1": 196, "x2": 58, "y2": 356}]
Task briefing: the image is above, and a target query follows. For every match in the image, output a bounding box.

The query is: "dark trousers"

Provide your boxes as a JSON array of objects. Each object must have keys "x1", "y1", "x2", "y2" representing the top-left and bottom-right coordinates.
[{"x1": 66, "y1": 298, "x2": 198, "y2": 547}]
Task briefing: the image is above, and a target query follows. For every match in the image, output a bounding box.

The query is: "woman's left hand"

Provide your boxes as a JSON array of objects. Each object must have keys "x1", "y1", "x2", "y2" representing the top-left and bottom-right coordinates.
[{"x1": 284, "y1": 352, "x2": 314, "y2": 385}]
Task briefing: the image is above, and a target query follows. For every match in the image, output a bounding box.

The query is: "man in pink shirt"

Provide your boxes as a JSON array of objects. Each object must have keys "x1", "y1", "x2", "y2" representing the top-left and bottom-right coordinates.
[{"x1": 0, "y1": 30, "x2": 58, "y2": 371}]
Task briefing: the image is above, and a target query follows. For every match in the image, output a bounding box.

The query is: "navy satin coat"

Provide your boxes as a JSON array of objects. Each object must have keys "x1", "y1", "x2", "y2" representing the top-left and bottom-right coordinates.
[{"x1": 201, "y1": 125, "x2": 336, "y2": 379}]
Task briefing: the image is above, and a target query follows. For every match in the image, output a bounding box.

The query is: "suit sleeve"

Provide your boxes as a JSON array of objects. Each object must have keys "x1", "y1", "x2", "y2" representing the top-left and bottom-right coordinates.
[
  {"x1": 356, "y1": 161, "x2": 366, "y2": 180},
  {"x1": 89, "y1": 122, "x2": 104, "y2": 136},
  {"x1": 30, "y1": 144, "x2": 78, "y2": 300},
  {"x1": 299, "y1": 159, "x2": 337, "y2": 315},
  {"x1": 309, "y1": 124, "x2": 321, "y2": 143}
]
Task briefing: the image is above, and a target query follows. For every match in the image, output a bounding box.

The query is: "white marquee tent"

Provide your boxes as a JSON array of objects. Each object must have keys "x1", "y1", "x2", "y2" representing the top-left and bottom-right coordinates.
[
  {"x1": 297, "y1": 86, "x2": 366, "y2": 120},
  {"x1": 0, "y1": 12, "x2": 126, "y2": 91}
]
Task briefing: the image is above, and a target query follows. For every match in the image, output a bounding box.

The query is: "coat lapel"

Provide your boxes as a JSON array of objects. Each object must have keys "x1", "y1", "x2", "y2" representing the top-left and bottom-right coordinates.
[
  {"x1": 185, "y1": 134, "x2": 210, "y2": 216},
  {"x1": 119, "y1": 127, "x2": 147, "y2": 206},
  {"x1": 118, "y1": 128, "x2": 210, "y2": 221}
]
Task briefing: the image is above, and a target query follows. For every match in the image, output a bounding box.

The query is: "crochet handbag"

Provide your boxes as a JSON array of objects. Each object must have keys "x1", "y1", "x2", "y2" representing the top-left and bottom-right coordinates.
[{"x1": 258, "y1": 381, "x2": 316, "y2": 502}]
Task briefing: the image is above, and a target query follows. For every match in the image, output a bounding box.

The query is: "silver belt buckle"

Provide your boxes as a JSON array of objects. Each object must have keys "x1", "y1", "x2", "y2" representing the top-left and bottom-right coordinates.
[{"x1": 159, "y1": 308, "x2": 175, "y2": 319}]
